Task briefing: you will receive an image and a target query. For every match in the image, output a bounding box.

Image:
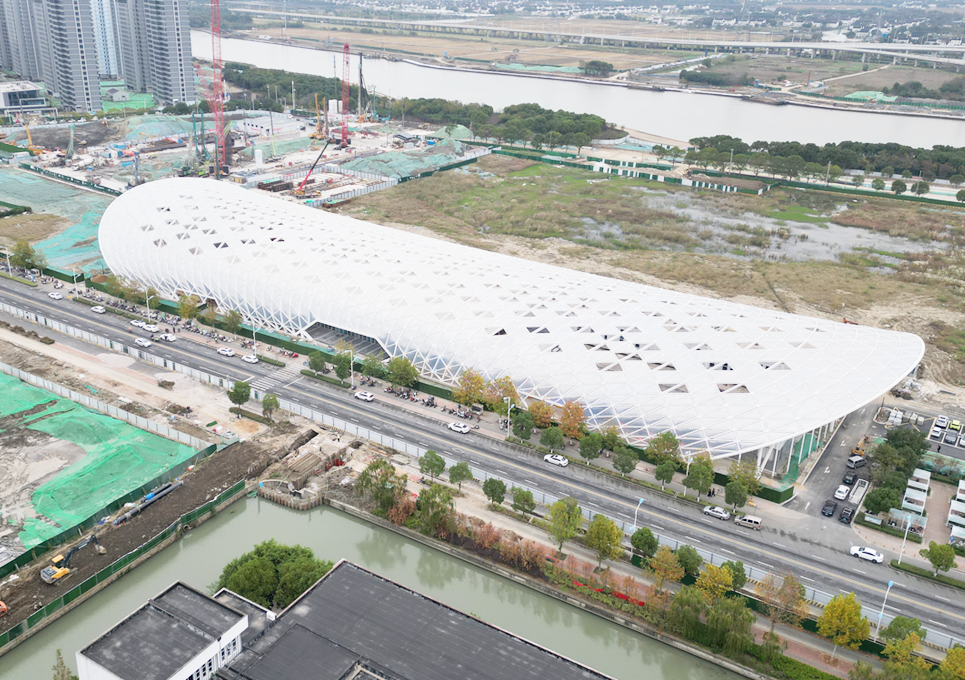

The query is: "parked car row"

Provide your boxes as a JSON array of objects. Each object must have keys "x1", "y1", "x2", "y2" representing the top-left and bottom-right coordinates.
[{"x1": 930, "y1": 415, "x2": 965, "y2": 448}]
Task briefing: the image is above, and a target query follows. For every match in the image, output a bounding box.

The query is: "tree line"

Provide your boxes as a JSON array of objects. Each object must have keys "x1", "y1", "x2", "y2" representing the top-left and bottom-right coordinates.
[
  {"x1": 689, "y1": 134, "x2": 965, "y2": 182},
  {"x1": 882, "y1": 77, "x2": 965, "y2": 102}
]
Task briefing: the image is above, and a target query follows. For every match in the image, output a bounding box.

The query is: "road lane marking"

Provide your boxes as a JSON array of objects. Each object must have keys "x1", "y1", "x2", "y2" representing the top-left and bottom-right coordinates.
[
  {"x1": 773, "y1": 543, "x2": 786, "y2": 548},
  {"x1": 811, "y1": 555, "x2": 826, "y2": 561},
  {"x1": 760, "y1": 562, "x2": 775, "y2": 569}
]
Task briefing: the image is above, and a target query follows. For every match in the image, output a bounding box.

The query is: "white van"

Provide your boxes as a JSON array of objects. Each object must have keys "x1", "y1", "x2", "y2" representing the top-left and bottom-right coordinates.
[
  {"x1": 846, "y1": 455, "x2": 866, "y2": 469},
  {"x1": 735, "y1": 515, "x2": 763, "y2": 530}
]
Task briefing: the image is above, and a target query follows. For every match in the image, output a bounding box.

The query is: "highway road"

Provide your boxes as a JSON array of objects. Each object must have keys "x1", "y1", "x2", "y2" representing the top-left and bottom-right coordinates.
[{"x1": 1, "y1": 276, "x2": 963, "y2": 643}]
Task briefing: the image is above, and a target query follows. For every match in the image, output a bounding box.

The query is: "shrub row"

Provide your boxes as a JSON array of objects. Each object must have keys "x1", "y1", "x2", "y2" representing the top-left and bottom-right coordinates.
[
  {"x1": 300, "y1": 369, "x2": 350, "y2": 389},
  {"x1": 856, "y1": 513, "x2": 923, "y2": 543},
  {"x1": 71, "y1": 295, "x2": 144, "y2": 322},
  {"x1": 889, "y1": 559, "x2": 965, "y2": 591},
  {"x1": 257, "y1": 354, "x2": 286, "y2": 367},
  {"x1": 229, "y1": 407, "x2": 272, "y2": 425},
  {"x1": 0, "y1": 271, "x2": 37, "y2": 287}
]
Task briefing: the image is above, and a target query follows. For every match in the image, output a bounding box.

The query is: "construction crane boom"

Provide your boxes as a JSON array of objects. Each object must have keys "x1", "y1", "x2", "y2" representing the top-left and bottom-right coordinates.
[
  {"x1": 297, "y1": 139, "x2": 330, "y2": 193},
  {"x1": 341, "y1": 43, "x2": 350, "y2": 146},
  {"x1": 210, "y1": 0, "x2": 226, "y2": 177},
  {"x1": 310, "y1": 93, "x2": 324, "y2": 139}
]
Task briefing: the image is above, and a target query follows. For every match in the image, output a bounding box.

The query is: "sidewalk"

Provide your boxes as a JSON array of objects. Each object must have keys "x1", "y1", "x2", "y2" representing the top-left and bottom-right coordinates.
[{"x1": 401, "y1": 461, "x2": 880, "y2": 680}]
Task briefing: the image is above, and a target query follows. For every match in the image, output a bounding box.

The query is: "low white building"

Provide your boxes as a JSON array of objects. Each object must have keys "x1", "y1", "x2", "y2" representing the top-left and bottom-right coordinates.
[
  {"x1": 0, "y1": 81, "x2": 46, "y2": 114},
  {"x1": 77, "y1": 582, "x2": 247, "y2": 680},
  {"x1": 238, "y1": 115, "x2": 304, "y2": 138}
]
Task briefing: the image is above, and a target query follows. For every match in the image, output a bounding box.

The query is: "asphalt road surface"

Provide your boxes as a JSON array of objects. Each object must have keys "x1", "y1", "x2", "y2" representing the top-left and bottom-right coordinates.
[{"x1": 1, "y1": 277, "x2": 963, "y2": 640}]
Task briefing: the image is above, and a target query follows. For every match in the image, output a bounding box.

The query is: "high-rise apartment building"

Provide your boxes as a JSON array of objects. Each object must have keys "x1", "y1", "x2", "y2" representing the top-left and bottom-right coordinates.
[
  {"x1": 0, "y1": 0, "x2": 101, "y2": 111},
  {"x1": 89, "y1": 0, "x2": 117, "y2": 77},
  {"x1": 114, "y1": 0, "x2": 193, "y2": 104}
]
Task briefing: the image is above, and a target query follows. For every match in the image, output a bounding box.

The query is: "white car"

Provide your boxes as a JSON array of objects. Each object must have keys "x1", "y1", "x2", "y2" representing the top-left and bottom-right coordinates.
[
  {"x1": 157, "y1": 333, "x2": 176, "y2": 342},
  {"x1": 703, "y1": 505, "x2": 731, "y2": 521},
  {"x1": 543, "y1": 453, "x2": 569, "y2": 467},
  {"x1": 143, "y1": 324, "x2": 159, "y2": 333},
  {"x1": 930, "y1": 426, "x2": 943, "y2": 440},
  {"x1": 217, "y1": 347, "x2": 235, "y2": 357},
  {"x1": 242, "y1": 354, "x2": 259, "y2": 364},
  {"x1": 447, "y1": 422, "x2": 471, "y2": 434},
  {"x1": 91, "y1": 305, "x2": 105, "y2": 314},
  {"x1": 134, "y1": 338, "x2": 152, "y2": 348},
  {"x1": 355, "y1": 391, "x2": 375, "y2": 402},
  {"x1": 834, "y1": 484, "x2": 851, "y2": 501},
  {"x1": 937, "y1": 415, "x2": 950, "y2": 429},
  {"x1": 849, "y1": 546, "x2": 884, "y2": 564},
  {"x1": 131, "y1": 319, "x2": 145, "y2": 328},
  {"x1": 48, "y1": 292, "x2": 63, "y2": 300}
]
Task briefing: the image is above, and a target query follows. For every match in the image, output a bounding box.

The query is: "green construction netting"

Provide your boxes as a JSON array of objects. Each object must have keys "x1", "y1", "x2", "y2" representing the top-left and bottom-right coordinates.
[
  {"x1": 843, "y1": 91, "x2": 898, "y2": 102},
  {"x1": 0, "y1": 374, "x2": 197, "y2": 548},
  {"x1": 427, "y1": 124, "x2": 473, "y2": 140},
  {"x1": 340, "y1": 139, "x2": 468, "y2": 179}
]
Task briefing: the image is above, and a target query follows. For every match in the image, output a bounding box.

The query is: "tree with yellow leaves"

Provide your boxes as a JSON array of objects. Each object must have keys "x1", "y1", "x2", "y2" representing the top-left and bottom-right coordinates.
[
  {"x1": 695, "y1": 563, "x2": 733, "y2": 604},
  {"x1": 452, "y1": 368, "x2": 486, "y2": 406},
  {"x1": 484, "y1": 375, "x2": 520, "y2": 415},
  {"x1": 528, "y1": 400, "x2": 554, "y2": 429},
  {"x1": 817, "y1": 592, "x2": 869, "y2": 661},
  {"x1": 559, "y1": 400, "x2": 586, "y2": 440}
]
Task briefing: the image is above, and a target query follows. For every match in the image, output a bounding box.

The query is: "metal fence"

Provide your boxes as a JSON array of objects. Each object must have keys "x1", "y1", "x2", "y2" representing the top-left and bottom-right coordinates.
[
  {"x1": 0, "y1": 480, "x2": 246, "y2": 653},
  {"x1": 3, "y1": 300, "x2": 961, "y2": 652}
]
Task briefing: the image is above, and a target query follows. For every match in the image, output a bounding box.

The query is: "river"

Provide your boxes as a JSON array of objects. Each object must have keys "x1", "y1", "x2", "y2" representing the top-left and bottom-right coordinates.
[
  {"x1": 193, "y1": 30, "x2": 965, "y2": 148},
  {"x1": 0, "y1": 498, "x2": 739, "y2": 680}
]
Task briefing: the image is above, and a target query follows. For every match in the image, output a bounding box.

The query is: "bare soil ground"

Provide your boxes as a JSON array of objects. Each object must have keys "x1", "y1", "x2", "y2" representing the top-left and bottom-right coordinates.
[
  {"x1": 824, "y1": 64, "x2": 962, "y2": 95},
  {"x1": 8, "y1": 119, "x2": 127, "y2": 150},
  {"x1": 0, "y1": 213, "x2": 70, "y2": 246}
]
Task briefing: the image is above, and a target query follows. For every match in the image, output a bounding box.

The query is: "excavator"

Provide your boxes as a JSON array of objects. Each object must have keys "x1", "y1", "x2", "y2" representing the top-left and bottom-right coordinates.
[{"x1": 40, "y1": 534, "x2": 104, "y2": 584}]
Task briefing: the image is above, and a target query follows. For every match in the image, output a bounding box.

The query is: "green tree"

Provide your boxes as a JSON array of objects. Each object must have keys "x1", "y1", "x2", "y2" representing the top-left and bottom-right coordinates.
[
  {"x1": 416, "y1": 483, "x2": 455, "y2": 535},
  {"x1": 654, "y1": 460, "x2": 676, "y2": 491},
  {"x1": 332, "y1": 351, "x2": 352, "y2": 381},
  {"x1": 872, "y1": 177, "x2": 886, "y2": 191},
  {"x1": 613, "y1": 444, "x2": 638, "y2": 476},
  {"x1": 940, "y1": 646, "x2": 965, "y2": 680},
  {"x1": 646, "y1": 432, "x2": 681, "y2": 465},
  {"x1": 902, "y1": 169, "x2": 914, "y2": 179},
  {"x1": 580, "y1": 60, "x2": 613, "y2": 76},
  {"x1": 728, "y1": 460, "x2": 760, "y2": 496},
  {"x1": 546, "y1": 496, "x2": 583, "y2": 554},
  {"x1": 891, "y1": 179, "x2": 907, "y2": 195},
  {"x1": 512, "y1": 410, "x2": 534, "y2": 440},
  {"x1": 308, "y1": 350, "x2": 327, "y2": 374},
  {"x1": 912, "y1": 180, "x2": 930, "y2": 196},
  {"x1": 630, "y1": 527, "x2": 658, "y2": 559},
  {"x1": 668, "y1": 585, "x2": 705, "y2": 639},
  {"x1": 676, "y1": 545, "x2": 702, "y2": 576},
  {"x1": 483, "y1": 477, "x2": 506, "y2": 508},
  {"x1": 224, "y1": 556, "x2": 278, "y2": 608},
  {"x1": 275, "y1": 555, "x2": 334, "y2": 608},
  {"x1": 817, "y1": 592, "x2": 870, "y2": 661},
  {"x1": 585, "y1": 514, "x2": 623, "y2": 568},
  {"x1": 881, "y1": 615, "x2": 923, "y2": 643},
  {"x1": 724, "y1": 480, "x2": 747, "y2": 511},
  {"x1": 530, "y1": 133, "x2": 545, "y2": 151},
  {"x1": 683, "y1": 461, "x2": 713, "y2": 501},
  {"x1": 721, "y1": 560, "x2": 747, "y2": 590},
  {"x1": 707, "y1": 596, "x2": 755, "y2": 656},
  {"x1": 419, "y1": 449, "x2": 446, "y2": 482},
  {"x1": 511, "y1": 486, "x2": 536, "y2": 514},
  {"x1": 360, "y1": 354, "x2": 388, "y2": 379},
  {"x1": 448, "y1": 461, "x2": 474, "y2": 491},
  {"x1": 202, "y1": 301, "x2": 218, "y2": 328},
  {"x1": 755, "y1": 572, "x2": 807, "y2": 631},
  {"x1": 851, "y1": 174, "x2": 865, "y2": 188},
  {"x1": 579, "y1": 432, "x2": 604, "y2": 461},
  {"x1": 224, "y1": 309, "x2": 243, "y2": 335},
  {"x1": 881, "y1": 166, "x2": 895, "y2": 178},
  {"x1": 228, "y1": 381, "x2": 251, "y2": 408},
  {"x1": 882, "y1": 632, "x2": 931, "y2": 680},
  {"x1": 52, "y1": 650, "x2": 77, "y2": 680},
  {"x1": 572, "y1": 133, "x2": 590, "y2": 155},
  {"x1": 540, "y1": 426, "x2": 565, "y2": 453},
  {"x1": 650, "y1": 545, "x2": 684, "y2": 590},
  {"x1": 696, "y1": 563, "x2": 733, "y2": 604},
  {"x1": 919, "y1": 541, "x2": 956, "y2": 576},
  {"x1": 828, "y1": 164, "x2": 843, "y2": 184},
  {"x1": 958, "y1": 189, "x2": 965, "y2": 203},
  {"x1": 950, "y1": 174, "x2": 965, "y2": 187},
  {"x1": 177, "y1": 294, "x2": 198, "y2": 320},
  {"x1": 386, "y1": 356, "x2": 419, "y2": 387},
  {"x1": 261, "y1": 393, "x2": 279, "y2": 422},
  {"x1": 546, "y1": 131, "x2": 563, "y2": 150},
  {"x1": 864, "y1": 487, "x2": 902, "y2": 515},
  {"x1": 10, "y1": 239, "x2": 46, "y2": 270},
  {"x1": 357, "y1": 458, "x2": 408, "y2": 511}
]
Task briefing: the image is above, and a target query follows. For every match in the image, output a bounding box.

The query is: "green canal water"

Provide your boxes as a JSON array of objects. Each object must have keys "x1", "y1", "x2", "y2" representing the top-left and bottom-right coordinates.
[{"x1": 0, "y1": 499, "x2": 741, "y2": 680}]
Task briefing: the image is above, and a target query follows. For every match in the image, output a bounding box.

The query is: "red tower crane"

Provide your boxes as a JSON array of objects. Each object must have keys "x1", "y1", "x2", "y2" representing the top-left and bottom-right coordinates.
[
  {"x1": 341, "y1": 43, "x2": 350, "y2": 146},
  {"x1": 210, "y1": 0, "x2": 226, "y2": 176}
]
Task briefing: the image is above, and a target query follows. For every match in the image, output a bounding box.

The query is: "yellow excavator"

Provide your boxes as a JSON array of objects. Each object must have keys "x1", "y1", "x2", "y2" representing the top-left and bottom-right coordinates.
[
  {"x1": 40, "y1": 534, "x2": 104, "y2": 584},
  {"x1": 310, "y1": 94, "x2": 328, "y2": 140}
]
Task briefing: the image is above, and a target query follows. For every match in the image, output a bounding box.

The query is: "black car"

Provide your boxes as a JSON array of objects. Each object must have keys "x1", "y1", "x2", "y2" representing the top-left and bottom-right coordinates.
[
  {"x1": 843, "y1": 472, "x2": 858, "y2": 485},
  {"x1": 839, "y1": 506, "x2": 855, "y2": 523},
  {"x1": 822, "y1": 500, "x2": 838, "y2": 517}
]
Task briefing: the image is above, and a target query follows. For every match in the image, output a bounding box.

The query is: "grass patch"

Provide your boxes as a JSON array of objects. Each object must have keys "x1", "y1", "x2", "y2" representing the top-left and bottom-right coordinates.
[
  {"x1": 0, "y1": 271, "x2": 37, "y2": 286},
  {"x1": 229, "y1": 406, "x2": 272, "y2": 425},
  {"x1": 301, "y1": 369, "x2": 350, "y2": 388},
  {"x1": 890, "y1": 559, "x2": 965, "y2": 591},
  {"x1": 257, "y1": 354, "x2": 286, "y2": 367},
  {"x1": 855, "y1": 513, "x2": 922, "y2": 543}
]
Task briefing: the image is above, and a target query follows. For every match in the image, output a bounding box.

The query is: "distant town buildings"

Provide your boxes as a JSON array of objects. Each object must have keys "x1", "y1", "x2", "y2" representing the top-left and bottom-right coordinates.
[{"x1": 0, "y1": 0, "x2": 192, "y2": 112}]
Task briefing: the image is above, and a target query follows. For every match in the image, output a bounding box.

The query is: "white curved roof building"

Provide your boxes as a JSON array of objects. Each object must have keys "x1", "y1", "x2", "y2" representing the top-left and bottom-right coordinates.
[{"x1": 100, "y1": 178, "x2": 923, "y2": 460}]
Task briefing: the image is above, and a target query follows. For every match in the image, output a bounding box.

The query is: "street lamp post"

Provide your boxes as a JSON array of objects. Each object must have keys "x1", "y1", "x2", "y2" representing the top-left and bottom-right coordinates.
[
  {"x1": 145, "y1": 294, "x2": 155, "y2": 319},
  {"x1": 897, "y1": 516, "x2": 912, "y2": 565},
  {"x1": 874, "y1": 580, "x2": 895, "y2": 643},
  {"x1": 504, "y1": 397, "x2": 514, "y2": 434},
  {"x1": 631, "y1": 497, "x2": 646, "y2": 532}
]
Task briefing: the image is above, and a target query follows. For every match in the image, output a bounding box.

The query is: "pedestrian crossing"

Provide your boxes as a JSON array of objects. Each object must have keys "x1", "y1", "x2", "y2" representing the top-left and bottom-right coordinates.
[{"x1": 250, "y1": 363, "x2": 302, "y2": 392}]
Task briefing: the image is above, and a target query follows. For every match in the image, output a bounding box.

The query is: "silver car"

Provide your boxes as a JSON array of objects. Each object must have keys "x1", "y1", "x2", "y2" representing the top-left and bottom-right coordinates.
[{"x1": 703, "y1": 505, "x2": 731, "y2": 521}]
